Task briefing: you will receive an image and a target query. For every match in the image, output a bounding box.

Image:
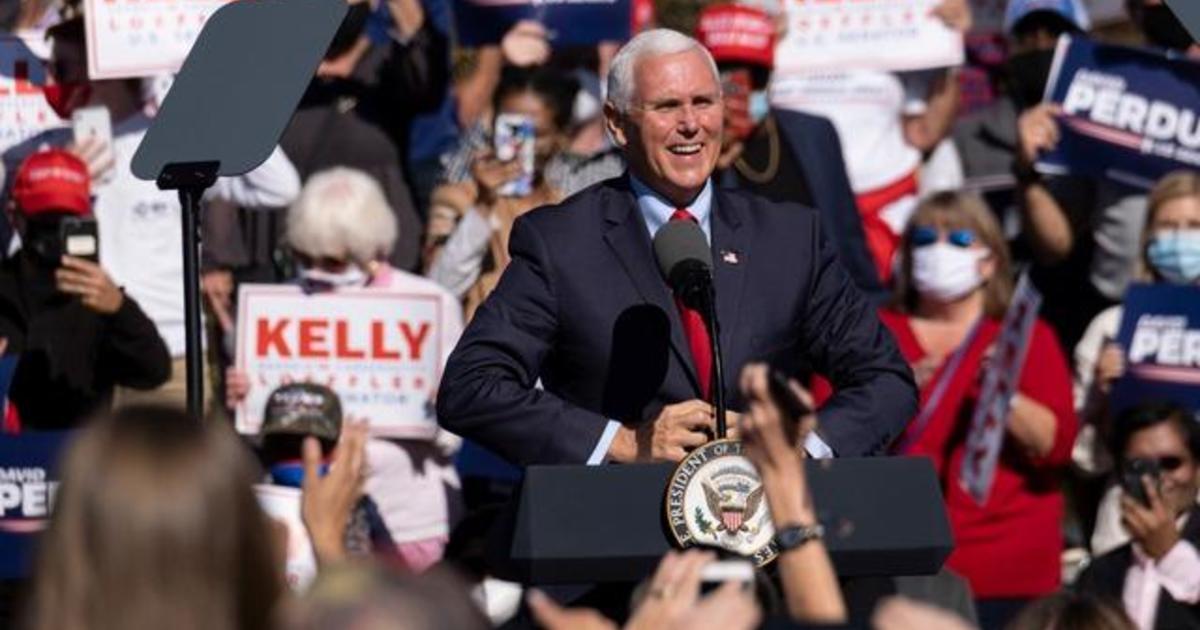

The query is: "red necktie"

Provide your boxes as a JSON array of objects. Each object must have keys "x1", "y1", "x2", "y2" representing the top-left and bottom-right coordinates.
[{"x1": 670, "y1": 209, "x2": 712, "y2": 400}]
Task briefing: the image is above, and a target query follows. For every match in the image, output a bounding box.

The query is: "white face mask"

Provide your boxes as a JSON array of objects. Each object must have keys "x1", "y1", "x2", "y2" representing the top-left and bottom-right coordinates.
[
  {"x1": 298, "y1": 264, "x2": 368, "y2": 292},
  {"x1": 911, "y1": 243, "x2": 989, "y2": 302}
]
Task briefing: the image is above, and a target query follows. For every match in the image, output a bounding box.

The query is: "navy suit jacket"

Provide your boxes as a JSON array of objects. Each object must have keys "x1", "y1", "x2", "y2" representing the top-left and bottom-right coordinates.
[{"x1": 436, "y1": 177, "x2": 916, "y2": 466}]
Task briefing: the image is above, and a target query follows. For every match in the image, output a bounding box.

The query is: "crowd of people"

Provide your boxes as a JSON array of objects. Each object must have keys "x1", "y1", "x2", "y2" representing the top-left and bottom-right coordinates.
[{"x1": 1, "y1": 0, "x2": 1199, "y2": 628}]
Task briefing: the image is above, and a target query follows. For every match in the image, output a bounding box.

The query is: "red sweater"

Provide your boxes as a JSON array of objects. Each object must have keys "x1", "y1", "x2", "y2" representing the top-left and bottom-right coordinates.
[{"x1": 879, "y1": 311, "x2": 1078, "y2": 599}]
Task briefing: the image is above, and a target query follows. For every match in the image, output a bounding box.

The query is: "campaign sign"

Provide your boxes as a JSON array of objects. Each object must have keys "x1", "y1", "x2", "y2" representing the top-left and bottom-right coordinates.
[
  {"x1": 83, "y1": 0, "x2": 231, "y2": 80},
  {"x1": 255, "y1": 484, "x2": 317, "y2": 592},
  {"x1": 1111, "y1": 284, "x2": 1200, "y2": 413},
  {"x1": 0, "y1": 35, "x2": 62, "y2": 150},
  {"x1": 960, "y1": 274, "x2": 1042, "y2": 505},
  {"x1": 0, "y1": 431, "x2": 72, "y2": 578},
  {"x1": 774, "y1": 0, "x2": 963, "y2": 74},
  {"x1": 236, "y1": 285, "x2": 444, "y2": 439},
  {"x1": 453, "y1": 0, "x2": 631, "y2": 47},
  {"x1": 1039, "y1": 36, "x2": 1200, "y2": 189}
]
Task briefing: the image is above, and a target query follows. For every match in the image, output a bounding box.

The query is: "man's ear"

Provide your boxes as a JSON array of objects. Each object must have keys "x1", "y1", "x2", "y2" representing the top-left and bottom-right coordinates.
[{"x1": 603, "y1": 101, "x2": 628, "y2": 148}]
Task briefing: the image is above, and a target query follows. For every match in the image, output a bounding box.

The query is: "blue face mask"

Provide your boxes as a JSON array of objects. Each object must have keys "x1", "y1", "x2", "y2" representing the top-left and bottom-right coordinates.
[
  {"x1": 1148, "y1": 229, "x2": 1200, "y2": 284},
  {"x1": 269, "y1": 461, "x2": 328, "y2": 488},
  {"x1": 748, "y1": 90, "x2": 770, "y2": 125}
]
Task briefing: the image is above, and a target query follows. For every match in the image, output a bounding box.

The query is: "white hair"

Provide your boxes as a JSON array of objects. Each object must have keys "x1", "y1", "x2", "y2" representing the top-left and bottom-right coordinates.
[
  {"x1": 286, "y1": 167, "x2": 397, "y2": 265},
  {"x1": 606, "y1": 29, "x2": 720, "y2": 113}
]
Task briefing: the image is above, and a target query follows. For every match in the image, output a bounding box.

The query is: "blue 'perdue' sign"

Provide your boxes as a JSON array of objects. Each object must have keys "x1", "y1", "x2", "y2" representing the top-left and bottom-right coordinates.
[
  {"x1": 1039, "y1": 36, "x2": 1200, "y2": 189},
  {"x1": 1112, "y1": 283, "x2": 1200, "y2": 413},
  {"x1": 454, "y1": 0, "x2": 631, "y2": 47}
]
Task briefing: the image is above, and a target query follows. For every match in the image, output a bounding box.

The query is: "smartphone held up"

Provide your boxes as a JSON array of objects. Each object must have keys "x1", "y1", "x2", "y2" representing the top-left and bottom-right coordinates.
[{"x1": 493, "y1": 112, "x2": 536, "y2": 197}]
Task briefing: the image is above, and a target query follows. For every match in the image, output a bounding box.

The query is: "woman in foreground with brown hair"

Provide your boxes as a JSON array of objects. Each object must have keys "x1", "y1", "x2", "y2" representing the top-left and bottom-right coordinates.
[{"x1": 23, "y1": 406, "x2": 285, "y2": 630}]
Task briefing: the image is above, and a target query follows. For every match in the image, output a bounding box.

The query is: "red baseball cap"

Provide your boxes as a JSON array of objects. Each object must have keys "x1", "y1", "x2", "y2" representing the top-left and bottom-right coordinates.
[
  {"x1": 11, "y1": 149, "x2": 91, "y2": 217},
  {"x1": 696, "y1": 4, "x2": 776, "y2": 70}
]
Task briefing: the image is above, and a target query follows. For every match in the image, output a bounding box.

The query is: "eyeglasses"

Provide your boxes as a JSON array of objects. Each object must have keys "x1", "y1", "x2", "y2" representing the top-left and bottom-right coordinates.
[
  {"x1": 293, "y1": 252, "x2": 351, "y2": 272},
  {"x1": 911, "y1": 226, "x2": 977, "y2": 248},
  {"x1": 1124, "y1": 455, "x2": 1189, "y2": 473}
]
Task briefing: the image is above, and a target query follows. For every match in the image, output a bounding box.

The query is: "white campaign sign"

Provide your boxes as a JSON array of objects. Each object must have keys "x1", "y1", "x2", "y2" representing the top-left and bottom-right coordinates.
[
  {"x1": 774, "y1": 0, "x2": 964, "y2": 74},
  {"x1": 0, "y1": 35, "x2": 63, "y2": 150},
  {"x1": 236, "y1": 285, "x2": 444, "y2": 439},
  {"x1": 83, "y1": 0, "x2": 231, "y2": 80},
  {"x1": 960, "y1": 274, "x2": 1042, "y2": 505},
  {"x1": 254, "y1": 484, "x2": 317, "y2": 592}
]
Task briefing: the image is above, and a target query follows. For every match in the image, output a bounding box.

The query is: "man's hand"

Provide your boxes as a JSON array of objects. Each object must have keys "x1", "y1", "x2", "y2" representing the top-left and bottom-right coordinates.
[
  {"x1": 56, "y1": 256, "x2": 123, "y2": 314},
  {"x1": 301, "y1": 420, "x2": 369, "y2": 566},
  {"x1": 1121, "y1": 475, "x2": 1182, "y2": 560},
  {"x1": 387, "y1": 0, "x2": 425, "y2": 40},
  {"x1": 931, "y1": 0, "x2": 972, "y2": 33},
  {"x1": 66, "y1": 136, "x2": 115, "y2": 185},
  {"x1": 608, "y1": 400, "x2": 715, "y2": 463},
  {"x1": 1017, "y1": 103, "x2": 1062, "y2": 168},
  {"x1": 501, "y1": 20, "x2": 551, "y2": 67},
  {"x1": 471, "y1": 148, "x2": 523, "y2": 207},
  {"x1": 202, "y1": 268, "x2": 235, "y2": 333},
  {"x1": 1093, "y1": 342, "x2": 1126, "y2": 396},
  {"x1": 738, "y1": 363, "x2": 816, "y2": 524}
]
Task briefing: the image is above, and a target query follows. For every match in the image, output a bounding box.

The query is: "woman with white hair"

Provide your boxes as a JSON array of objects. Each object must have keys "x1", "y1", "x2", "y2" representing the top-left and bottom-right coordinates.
[{"x1": 228, "y1": 167, "x2": 465, "y2": 572}]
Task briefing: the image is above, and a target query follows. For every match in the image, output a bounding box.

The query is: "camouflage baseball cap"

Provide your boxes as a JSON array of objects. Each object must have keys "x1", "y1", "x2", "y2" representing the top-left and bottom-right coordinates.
[{"x1": 261, "y1": 383, "x2": 343, "y2": 442}]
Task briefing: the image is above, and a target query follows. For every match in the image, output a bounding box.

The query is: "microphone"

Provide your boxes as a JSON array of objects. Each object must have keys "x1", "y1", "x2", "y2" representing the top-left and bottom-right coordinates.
[
  {"x1": 652, "y1": 219, "x2": 727, "y2": 439},
  {"x1": 653, "y1": 219, "x2": 714, "y2": 312}
]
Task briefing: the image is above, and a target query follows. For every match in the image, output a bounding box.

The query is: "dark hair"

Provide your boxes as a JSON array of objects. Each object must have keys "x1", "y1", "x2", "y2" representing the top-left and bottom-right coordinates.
[
  {"x1": 1011, "y1": 11, "x2": 1080, "y2": 39},
  {"x1": 1007, "y1": 592, "x2": 1133, "y2": 630},
  {"x1": 493, "y1": 66, "x2": 580, "y2": 132},
  {"x1": 45, "y1": 16, "x2": 85, "y2": 42},
  {"x1": 1111, "y1": 401, "x2": 1200, "y2": 461}
]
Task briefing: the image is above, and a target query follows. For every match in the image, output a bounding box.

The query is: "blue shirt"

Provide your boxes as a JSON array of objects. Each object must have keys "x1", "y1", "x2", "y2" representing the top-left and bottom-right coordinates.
[{"x1": 629, "y1": 175, "x2": 714, "y2": 244}]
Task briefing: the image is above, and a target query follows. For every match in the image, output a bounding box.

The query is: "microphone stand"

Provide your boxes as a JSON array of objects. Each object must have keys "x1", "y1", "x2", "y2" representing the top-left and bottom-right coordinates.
[
  {"x1": 683, "y1": 278, "x2": 726, "y2": 440},
  {"x1": 701, "y1": 286, "x2": 728, "y2": 440}
]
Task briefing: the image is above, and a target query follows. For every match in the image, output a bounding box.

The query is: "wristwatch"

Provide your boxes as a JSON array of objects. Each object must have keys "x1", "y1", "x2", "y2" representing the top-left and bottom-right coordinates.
[{"x1": 774, "y1": 522, "x2": 824, "y2": 553}]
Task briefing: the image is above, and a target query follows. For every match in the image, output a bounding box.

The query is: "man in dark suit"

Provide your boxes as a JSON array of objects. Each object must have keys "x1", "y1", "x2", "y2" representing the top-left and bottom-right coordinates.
[
  {"x1": 436, "y1": 29, "x2": 915, "y2": 467},
  {"x1": 1076, "y1": 402, "x2": 1200, "y2": 629}
]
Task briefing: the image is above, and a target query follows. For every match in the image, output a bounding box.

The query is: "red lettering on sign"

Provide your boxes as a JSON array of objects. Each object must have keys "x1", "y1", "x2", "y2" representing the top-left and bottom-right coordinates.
[
  {"x1": 298, "y1": 319, "x2": 329, "y2": 358},
  {"x1": 257, "y1": 318, "x2": 290, "y2": 357},
  {"x1": 372, "y1": 321, "x2": 400, "y2": 360},
  {"x1": 335, "y1": 320, "x2": 365, "y2": 359},
  {"x1": 399, "y1": 322, "x2": 431, "y2": 361}
]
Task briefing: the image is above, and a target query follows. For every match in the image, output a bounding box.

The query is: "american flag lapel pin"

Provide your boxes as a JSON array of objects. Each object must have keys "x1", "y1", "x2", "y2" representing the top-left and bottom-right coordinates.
[{"x1": 720, "y1": 250, "x2": 740, "y2": 265}]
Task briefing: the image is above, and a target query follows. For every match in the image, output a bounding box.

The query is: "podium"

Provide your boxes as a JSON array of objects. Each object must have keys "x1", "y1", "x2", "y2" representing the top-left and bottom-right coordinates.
[{"x1": 489, "y1": 457, "x2": 953, "y2": 584}]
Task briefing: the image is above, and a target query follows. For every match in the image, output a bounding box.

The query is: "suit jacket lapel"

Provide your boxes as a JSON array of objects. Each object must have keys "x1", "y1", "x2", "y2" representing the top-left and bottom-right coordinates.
[
  {"x1": 601, "y1": 180, "x2": 702, "y2": 394},
  {"x1": 712, "y1": 189, "x2": 747, "y2": 376}
]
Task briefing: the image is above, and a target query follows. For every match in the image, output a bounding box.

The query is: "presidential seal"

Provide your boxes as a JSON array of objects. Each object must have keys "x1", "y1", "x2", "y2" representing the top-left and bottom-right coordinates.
[{"x1": 664, "y1": 439, "x2": 778, "y2": 566}]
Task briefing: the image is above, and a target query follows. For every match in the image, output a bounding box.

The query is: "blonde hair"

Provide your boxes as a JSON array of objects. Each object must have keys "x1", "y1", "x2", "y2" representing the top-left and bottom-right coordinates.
[
  {"x1": 1137, "y1": 170, "x2": 1200, "y2": 282},
  {"x1": 286, "y1": 168, "x2": 398, "y2": 266},
  {"x1": 892, "y1": 191, "x2": 1015, "y2": 319},
  {"x1": 26, "y1": 406, "x2": 283, "y2": 630}
]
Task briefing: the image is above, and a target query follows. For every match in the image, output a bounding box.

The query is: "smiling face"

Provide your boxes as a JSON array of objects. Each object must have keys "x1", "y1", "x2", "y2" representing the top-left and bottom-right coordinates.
[{"x1": 605, "y1": 48, "x2": 723, "y2": 207}]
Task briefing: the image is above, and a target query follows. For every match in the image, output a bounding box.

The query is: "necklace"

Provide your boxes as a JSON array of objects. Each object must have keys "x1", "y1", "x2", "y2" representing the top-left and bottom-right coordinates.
[{"x1": 733, "y1": 116, "x2": 780, "y2": 184}]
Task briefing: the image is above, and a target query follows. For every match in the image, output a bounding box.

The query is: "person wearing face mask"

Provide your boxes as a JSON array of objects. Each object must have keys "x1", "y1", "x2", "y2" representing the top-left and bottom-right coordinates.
[
  {"x1": 0, "y1": 149, "x2": 169, "y2": 430},
  {"x1": 1076, "y1": 402, "x2": 1200, "y2": 630},
  {"x1": 693, "y1": 3, "x2": 883, "y2": 301},
  {"x1": 275, "y1": 0, "x2": 446, "y2": 275},
  {"x1": 876, "y1": 191, "x2": 1078, "y2": 629},
  {"x1": 1073, "y1": 171, "x2": 1200, "y2": 554},
  {"x1": 228, "y1": 168, "x2": 465, "y2": 572},
  {"x1": 426, "y1": 66, "x2": 576, "y2": 320},
  {"x1": 0, "y1": 13, "x2": 303, "y2": 415}
]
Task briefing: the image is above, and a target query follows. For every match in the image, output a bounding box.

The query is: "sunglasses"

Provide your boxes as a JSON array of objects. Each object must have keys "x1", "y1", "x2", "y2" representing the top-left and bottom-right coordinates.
[
  {"x1": 911, "y1": 226, "x2": 977, "y2": 248},
  {"x1": 1125, "y1": 455, "x2": 1188, "y2": 473},
  {"x1": 293, "y1": 252, "x2": 352, "y2": 272}
]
